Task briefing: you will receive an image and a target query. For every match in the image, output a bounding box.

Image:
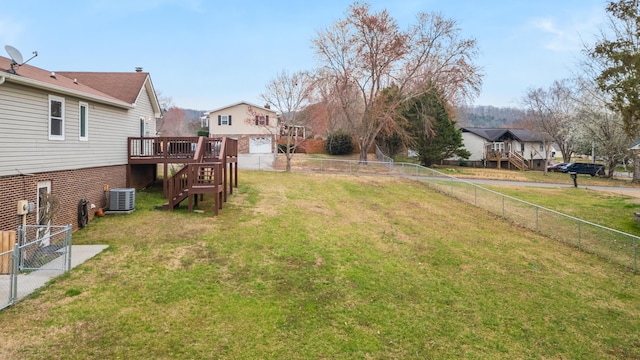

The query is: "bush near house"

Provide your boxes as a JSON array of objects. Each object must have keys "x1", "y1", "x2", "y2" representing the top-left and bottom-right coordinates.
[{"x1": 325, "y1": 131, "x2": 355, "y2": 155}]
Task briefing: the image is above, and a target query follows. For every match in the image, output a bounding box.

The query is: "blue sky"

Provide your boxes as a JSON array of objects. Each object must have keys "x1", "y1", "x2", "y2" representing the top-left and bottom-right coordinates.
[{"x1": 0, "y1": 0, "x2": 608, "y2": 111}]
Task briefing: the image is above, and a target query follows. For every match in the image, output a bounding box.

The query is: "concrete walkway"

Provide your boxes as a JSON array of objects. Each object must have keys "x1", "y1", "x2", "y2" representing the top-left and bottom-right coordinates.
[{"x1": 0, "y1": 245, "x2": 108, "y2": 305}]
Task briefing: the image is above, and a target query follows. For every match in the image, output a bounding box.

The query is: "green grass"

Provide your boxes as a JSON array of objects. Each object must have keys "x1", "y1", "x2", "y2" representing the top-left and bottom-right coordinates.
[
  {"x1": 1, "y1": 171, "x2": 640, "y2": 359},
  {"x1": 482, "y1": 185, "x2": 640, "y2": 235}
]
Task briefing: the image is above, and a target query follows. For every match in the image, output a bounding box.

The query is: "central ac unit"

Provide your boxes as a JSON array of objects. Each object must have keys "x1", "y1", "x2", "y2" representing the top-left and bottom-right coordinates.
[{"x1": 109, "y1": 188, "x2": 135, "y2": 211}]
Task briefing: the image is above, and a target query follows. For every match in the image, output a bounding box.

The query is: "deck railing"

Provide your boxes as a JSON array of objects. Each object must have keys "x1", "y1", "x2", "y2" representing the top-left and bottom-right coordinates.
[
  {"x1": 128, "y1": 137, "x2": 223, "y2": 163},
  {"x1": 146, "y1": 136, "x2": 237, "y2": 215}
]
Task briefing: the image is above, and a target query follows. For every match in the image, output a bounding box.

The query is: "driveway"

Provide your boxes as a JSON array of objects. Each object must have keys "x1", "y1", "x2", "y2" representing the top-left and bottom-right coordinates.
[{"x1": 237, "y1": 154, "x2": 274, "y2": 170}]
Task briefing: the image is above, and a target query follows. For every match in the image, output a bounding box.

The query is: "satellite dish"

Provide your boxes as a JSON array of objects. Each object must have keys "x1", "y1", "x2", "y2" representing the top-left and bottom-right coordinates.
[
  {"x1": 4, "y1": 45, "x2": 38, "y2": 74},
  {"x1": 5, "y1": 45, "x2": 24, "y2": 64}
]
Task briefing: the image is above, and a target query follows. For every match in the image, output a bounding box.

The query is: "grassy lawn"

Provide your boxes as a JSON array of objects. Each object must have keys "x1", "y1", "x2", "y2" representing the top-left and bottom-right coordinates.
[
  {"x1": 434, "y1": 165, "x2": 637, "y2": 187},
  {"x1": 480, "y1": 185, "x2": 640, "y2": 236},
  {"x1": 1, "y1": 171, "x2": 640, "y2": 359}
]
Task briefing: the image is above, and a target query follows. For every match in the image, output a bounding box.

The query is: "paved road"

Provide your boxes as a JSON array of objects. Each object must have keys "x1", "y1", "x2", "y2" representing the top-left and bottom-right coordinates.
[{"x1": 461, "y1": 177, "x2": 640, "y2": 198}]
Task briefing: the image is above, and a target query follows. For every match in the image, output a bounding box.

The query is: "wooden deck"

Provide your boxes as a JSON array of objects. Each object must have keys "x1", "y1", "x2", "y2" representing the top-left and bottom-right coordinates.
[
  {"x1": 127, "y1": 136, "x2": 238, "y2": 215},
  {"x1": 485, "y1": 147, "x2": 529, "y2": 171}
]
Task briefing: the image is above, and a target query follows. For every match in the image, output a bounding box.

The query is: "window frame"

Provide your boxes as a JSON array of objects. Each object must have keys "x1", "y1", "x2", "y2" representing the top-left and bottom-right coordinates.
[
  {"x1": 79, "y1": 102, "x2": 88, "y2": 141},
  {"x1": 255, "y1": 115, "x2": 269, "y2": 126},
  {"x1": 220, "y1": 115, "x2": 229, "y2": 126},
  {"x1": 48, "y1": 95, "x2": 65, "y2": 140}
]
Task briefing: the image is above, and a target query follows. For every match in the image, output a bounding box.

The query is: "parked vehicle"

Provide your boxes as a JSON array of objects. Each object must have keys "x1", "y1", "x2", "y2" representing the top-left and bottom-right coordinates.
[
  {"x1": 546, "y1": 162, "x2": 567, "y2": 172},
  {"x1": 560, "y1": 162, "x2": 605, "y2": 177}
]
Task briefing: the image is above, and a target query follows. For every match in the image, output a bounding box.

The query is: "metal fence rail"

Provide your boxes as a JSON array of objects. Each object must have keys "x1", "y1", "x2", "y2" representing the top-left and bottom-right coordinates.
[
  {"x1": 283, "y1": 157, "x2": 640, "y2": 271},
  {"x1": 0, "y1": 225, "x2": 72, "y2": 310}
]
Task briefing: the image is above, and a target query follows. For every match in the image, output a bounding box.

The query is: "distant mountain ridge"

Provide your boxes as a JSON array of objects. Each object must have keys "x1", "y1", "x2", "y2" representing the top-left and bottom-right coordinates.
[
  {"x1": 182, "y1": 108, "x2": 205, "y2": 123},
  {"x1": 456, "y1": 105, "x2": 527, "y2": 128}
]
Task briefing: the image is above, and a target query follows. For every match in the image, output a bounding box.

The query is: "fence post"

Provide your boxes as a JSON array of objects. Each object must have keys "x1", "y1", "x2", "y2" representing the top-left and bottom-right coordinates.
[
  {"x1": 66, "y1": 224, "x2": 73, "y2": 271},
  {"x1": 18, "y1": 226, "x2": 25, "y2": 270},
  {"x1": 634, "y1": 238, "x2": 637, "y2": 272},
  {"x1": 474, "y1": 186, "x2": 477, "y2": 206},
  {"x1": 10, "y1": 236, "x2": 19, "y2": 304},
  {"x1": 535, "y1": 207, "x2": 539, "y2": 232},
  {"x1": 502, "y1": 196, "x2": 505, "y2": 219}
]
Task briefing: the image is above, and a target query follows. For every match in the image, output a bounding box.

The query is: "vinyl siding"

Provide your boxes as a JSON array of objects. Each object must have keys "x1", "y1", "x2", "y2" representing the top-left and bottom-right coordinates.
[
  {"x1": 462, "y1": 133, "x2": 487, "y2": 161},
  {"x1": 208, "y1": 103, "x2": 277, "y2": 136},
  {"x1": 0, "y1": 81, "x2": 157, "y2": 177},
  {"x1": 521, "y1": 142, "x2": 545, "y2": 160}
]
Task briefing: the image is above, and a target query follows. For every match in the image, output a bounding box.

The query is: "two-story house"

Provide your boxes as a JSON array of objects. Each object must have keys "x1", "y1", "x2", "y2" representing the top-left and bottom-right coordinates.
[
  {"x1": 205, "y1": 101, "x2": 278, "y2": 154},
  {"x1": 0, "y1": 56, "x2": 161, "y2": 231}
]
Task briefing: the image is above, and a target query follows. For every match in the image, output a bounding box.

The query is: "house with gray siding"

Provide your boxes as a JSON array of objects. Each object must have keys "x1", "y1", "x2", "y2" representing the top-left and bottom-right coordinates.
[{"x1": 0, "y1": 55, "x2": 161, "y2": 232}]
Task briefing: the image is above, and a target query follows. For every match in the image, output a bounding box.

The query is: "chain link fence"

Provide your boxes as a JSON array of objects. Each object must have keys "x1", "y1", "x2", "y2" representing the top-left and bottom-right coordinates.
[
  {"x1": 0, "y1": 225, "x2": 72, "y2": 310},
  {"x1": 281, "y1": 156, "x2": 640, "y2": 271}
]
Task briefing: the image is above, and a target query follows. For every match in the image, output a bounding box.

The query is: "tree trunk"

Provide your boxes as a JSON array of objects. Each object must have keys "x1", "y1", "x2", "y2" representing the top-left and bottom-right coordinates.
[
  {"x1": 607, "y1": 159, "x2": 617, "y2": 178},
  {"x1": 285, "y1": 135, "x2": 293, "y2": 172},
  {"x1": 359, "y1": 139, "x2": 368, "y2": 163}
]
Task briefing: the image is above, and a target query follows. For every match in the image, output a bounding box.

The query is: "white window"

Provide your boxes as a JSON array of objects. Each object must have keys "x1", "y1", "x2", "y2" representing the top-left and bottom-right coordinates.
[
  {"x1": 49, "y1": 95, "x2": 65, "y2": 140},
  {"x1": 218, "y1": 115, "x2": 232, "y2": 126},
  {"x1": 79, "y1": 102, "x2": 88, "y2": 141},
  {"x1": 491, "y1": 142, "x2": 504, "y2": 152}
]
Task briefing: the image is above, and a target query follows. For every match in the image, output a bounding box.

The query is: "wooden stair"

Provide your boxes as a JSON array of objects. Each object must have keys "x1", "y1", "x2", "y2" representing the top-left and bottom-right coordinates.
[
  {"x1": 161, "y1": 137, "x2": 233, "y2": 215},
  {"x1": 509, "y1": 152, "x2": 529, "y2": 171}
]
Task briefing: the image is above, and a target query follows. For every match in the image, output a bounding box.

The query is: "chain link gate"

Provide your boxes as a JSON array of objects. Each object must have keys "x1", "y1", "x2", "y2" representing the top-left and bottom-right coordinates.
[{"x1": 0, "y1": 225, "x2": 72, "y2": 310}]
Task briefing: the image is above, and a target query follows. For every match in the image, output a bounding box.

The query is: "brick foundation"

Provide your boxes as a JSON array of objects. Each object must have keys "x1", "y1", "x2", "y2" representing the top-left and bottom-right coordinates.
[{"x1": 0, "y1": 165, "x2": 127, "y2": 232}]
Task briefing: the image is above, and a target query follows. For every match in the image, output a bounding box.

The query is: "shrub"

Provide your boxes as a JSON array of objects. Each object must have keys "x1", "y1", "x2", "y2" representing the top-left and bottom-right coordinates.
[
  {"x1": 197, "y1": 128, "x2": 209, "y2": 137},
  {"x1": 325, "y1": 131, "x2": 354, "y2": 155}
]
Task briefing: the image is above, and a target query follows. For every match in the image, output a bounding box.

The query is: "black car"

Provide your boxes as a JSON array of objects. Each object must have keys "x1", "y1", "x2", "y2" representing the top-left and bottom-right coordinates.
[{"x1": 561, "y1": 162, "x2": 605, "y2": 177}]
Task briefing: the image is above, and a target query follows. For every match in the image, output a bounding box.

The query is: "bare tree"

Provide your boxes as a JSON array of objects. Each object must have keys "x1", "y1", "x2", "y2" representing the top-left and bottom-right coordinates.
[
  {"x1": 521, "y1": 80, "x2": 579, "y2": 164},
  {"x1": 585, "y1": 0, "x2": 640, "y2": 181},
  {"x1": 589, "y1": 0, "x2": 640, "y2": 136},
  {"x1": 156, "y1": 91, "x2": 173, "y2": 112},
  {"x1": 156, "y1": 107, "x2": 189, "y2": 136},
  {"x1": 573, "y1": 77, "x2": 630, "y2": 177},
  {"x1": 260, "y1": 70, "x2": 314, "y2": 172},
  {"x1": 311, "y1": 2, "x2": 482, "y2": 162}
]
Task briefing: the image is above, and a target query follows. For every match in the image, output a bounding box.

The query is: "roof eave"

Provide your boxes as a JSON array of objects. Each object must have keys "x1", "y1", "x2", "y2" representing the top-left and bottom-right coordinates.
[{"x1": 2, "y1": 72, "x2": 134, "y2": 109}]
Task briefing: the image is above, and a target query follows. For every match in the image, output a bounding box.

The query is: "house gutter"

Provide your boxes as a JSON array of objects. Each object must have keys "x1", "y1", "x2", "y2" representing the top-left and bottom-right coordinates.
[{"x1": 2, "y1": 73, "x2": 132, "y2": 109}]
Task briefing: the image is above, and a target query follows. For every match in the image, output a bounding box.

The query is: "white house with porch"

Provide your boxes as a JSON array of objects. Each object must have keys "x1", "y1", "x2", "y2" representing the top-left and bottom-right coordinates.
[{"x1": 457, "y1": 127, "x2": 547, "y2": 170}]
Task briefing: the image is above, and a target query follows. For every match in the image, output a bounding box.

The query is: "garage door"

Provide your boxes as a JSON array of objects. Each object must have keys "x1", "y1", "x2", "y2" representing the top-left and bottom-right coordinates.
[{"x1": 249, "y1": 136, "x2": 272, "y2": 153}]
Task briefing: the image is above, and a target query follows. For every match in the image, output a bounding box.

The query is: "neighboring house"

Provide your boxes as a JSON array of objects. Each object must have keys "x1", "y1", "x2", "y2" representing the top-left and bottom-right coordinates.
[
  {"x1": 451, "y1": 127, "x2": 547, "y2": 170},
  {"x1": 0, "y1": 56, "x2": 161, "y2": 232},
  {"x1": 206, "y1": 101, "x2": 278, "y2": 154}
]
